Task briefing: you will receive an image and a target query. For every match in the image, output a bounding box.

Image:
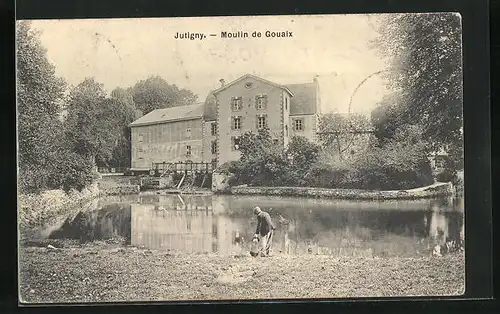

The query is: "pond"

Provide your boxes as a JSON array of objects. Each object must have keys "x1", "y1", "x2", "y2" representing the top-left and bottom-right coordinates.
[{"x1": 33, "y1": 194, "x2": 464, "y2": 258}]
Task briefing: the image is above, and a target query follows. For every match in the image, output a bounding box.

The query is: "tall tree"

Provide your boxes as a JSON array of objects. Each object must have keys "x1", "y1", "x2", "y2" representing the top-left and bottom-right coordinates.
[
  {"x1": 65, "y1": 78, "x2": 121, "y2": 165},
  {"x1": 110, "y1": 87, "x2": 135, "y2": 108},
  {"x1": 16, "y1": 21, "x2": 67, "y2": 192},
  {"x1": 108, "y1": 87, "x2": 140, "y2": 168},
  {"x1": 370, "y1": 92, "x2": 405, "y2": 145},
  {"x1": 371, "y1": 13, "x2": 463, "y2": 155},
  {"x1": 130, "y1": 76, "x2": 198, "y2": 115}
]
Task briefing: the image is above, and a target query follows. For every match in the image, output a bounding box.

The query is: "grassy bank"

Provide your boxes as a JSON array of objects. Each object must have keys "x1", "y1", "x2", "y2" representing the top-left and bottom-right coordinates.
[
  {"x1": 18, "y1": 176, "x2": 140, "y2": 238},
  {"x1": 18, "y1": 183, "x2": 100, "y2": 233},
  {"x1": 19, "y1": 243, "x2": 464, "y2": 303}
]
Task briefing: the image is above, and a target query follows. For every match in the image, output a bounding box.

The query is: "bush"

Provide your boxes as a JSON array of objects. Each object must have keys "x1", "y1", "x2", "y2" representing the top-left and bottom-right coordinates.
[
  {"x1": 436, "y1": 169, "x2": 457, "y2": 183},
  {"x1": 216, "y1": 161, "x2": 239, "y2": 175},
  {"x1": 304, "y1": 162, "x2": 351, "y2": 188},
  {"x1": 342, "y1": 135, "x2": 434, "y2": 190},
  {"x1": 228, "y1": 131, "x2": 321, "y2": 187},
  {"x1": 19, "y1": 133, "x2": 99, "y2": 194},
  {"x1": 286, "y1": 136, "x2": 321, "y2": 186},
  {"x1": 226, "y1": 124, "x2": 434, "y2": 191},
  {"x1": 48, "y1": 151, "x2": 98, "y2": 192},
  {"x1": 18, "y1": 164, "x2": 52, "y2": 194},
  {"x1": 435, "y1": 156, "x2": 459, "y2": 183},
  {"x1": 230, "y1": 152, "x2": 289, "y2": 186},
  {"x1": 306, "y1": 125, "x2": 434, "y2": 190},
  {"x1": 228, "y1": 129, "x2": 287, "y2": 186}
]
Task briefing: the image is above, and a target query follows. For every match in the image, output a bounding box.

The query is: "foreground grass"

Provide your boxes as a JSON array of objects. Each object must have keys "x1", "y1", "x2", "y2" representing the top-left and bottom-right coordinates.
[{"x1": 19, "y1": 243, "x2": 465, "y2": 303}]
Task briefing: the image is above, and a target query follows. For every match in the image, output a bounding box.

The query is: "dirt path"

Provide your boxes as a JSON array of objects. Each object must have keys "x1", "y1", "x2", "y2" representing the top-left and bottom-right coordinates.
[{"x1": 18, "y1": 244, "x2": 465, "y2": 303}]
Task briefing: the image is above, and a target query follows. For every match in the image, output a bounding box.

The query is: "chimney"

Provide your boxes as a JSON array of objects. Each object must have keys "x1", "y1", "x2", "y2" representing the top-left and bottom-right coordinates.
[
  {"x1": 219, "y1": 79, "x2": 225, "y2": 87},
  {"x1": 313, "y1": 75, "x2": 319, "y2": 83}
]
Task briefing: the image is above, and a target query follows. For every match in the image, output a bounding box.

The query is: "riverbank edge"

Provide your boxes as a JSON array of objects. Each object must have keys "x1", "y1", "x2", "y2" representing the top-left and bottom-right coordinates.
[
  {"x1": 18, "y1": 177, "x2": 141, "y2": 233},
  {"x1": 229, "y1": 182, "x2": 455, "y2": 200},
  {"x1": 18, "y1": 183, "x2": 101, "y2": 233},
  {"x1": 18, "y1": 244, "x2": 465, "y2": 303}
]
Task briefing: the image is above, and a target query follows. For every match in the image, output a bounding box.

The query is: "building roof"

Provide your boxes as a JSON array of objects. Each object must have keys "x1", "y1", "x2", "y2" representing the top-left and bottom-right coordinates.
[
  {"x1": 129, "y1": 103, "x2": 204, "y2": 127},
  {"x1": 203, "y1": 92, "x2": 217, "y2": 121},
  {"x1": 212, "y1": 73, "x2": 294, "y2": 97},
  {"x1": 285, "y1": 82, "x2": 318, "y2": 115},
  {"x1": 129, "y1": 75, "x2": 320, "y2": 127}
]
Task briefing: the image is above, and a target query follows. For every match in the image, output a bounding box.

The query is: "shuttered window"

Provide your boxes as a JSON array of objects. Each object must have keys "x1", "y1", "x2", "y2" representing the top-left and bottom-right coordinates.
[
  {"x1": 255, "y1": 95, "x2": 268, "y2": 110},
  {"x1": 211, "y1": 123, "x2": 217, "y2": 136},
  {"x1": 256, "y1": 114, "x2": 268, "y2": 129},
  {"x1": 231, "y1": 97, "x2": 243, "y2": 111},
  {"x1": 211, "y1": 140, "x2": 217, "y2": 154},
  {"x1": 231, "y1": 116, "x2": 242, "y2": 130},
  {"x1": 293, "y1": 118, "x2": 304, "y2": 131}
]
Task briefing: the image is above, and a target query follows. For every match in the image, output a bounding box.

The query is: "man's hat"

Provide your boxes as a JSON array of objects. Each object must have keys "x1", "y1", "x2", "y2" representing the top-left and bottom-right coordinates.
[{"x1": 253, "y1": 206, "x2": 262, "y2": 214}]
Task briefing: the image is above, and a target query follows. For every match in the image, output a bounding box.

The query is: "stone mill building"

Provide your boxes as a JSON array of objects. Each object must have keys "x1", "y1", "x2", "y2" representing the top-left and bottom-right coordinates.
[{"x1": 129, "y1": 73, "x2": 321, "y2": 172}]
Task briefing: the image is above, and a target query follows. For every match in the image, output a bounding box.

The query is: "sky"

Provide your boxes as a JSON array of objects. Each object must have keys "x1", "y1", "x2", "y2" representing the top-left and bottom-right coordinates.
[{"x1": 31, "y1": 14, "x2": 391, "y2": 115}]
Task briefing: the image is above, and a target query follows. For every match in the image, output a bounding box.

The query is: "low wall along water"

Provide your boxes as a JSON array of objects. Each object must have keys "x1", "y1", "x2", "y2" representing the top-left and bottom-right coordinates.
[{"x1": 230, "y1": 182, "x2": 455, "y2": 200}]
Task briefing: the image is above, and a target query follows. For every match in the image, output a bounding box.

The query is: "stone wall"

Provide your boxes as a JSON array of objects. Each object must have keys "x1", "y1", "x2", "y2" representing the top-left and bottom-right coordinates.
[
  {"x1": 99, "y1": 185, "x2": 141, "y2": 196},
  {"x1": 97, "y1": 176, "x2": 142, "y2": 195},
  {"x1": 231, "y1": 182, "x2": 455, "y2": 200}
]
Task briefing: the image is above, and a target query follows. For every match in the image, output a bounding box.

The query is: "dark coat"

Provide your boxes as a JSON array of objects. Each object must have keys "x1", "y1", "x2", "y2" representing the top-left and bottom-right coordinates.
[{"x1": 255, "y1": 211, "x2": 276, "y2": 236}]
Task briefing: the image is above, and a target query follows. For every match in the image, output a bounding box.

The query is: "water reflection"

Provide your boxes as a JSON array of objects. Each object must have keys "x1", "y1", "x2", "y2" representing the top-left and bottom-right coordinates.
[
  {"x1": 48, "y1": 203, "x2": 132, "y2": 244},
  {"x1": 43, "y1": 194, "x2": 464, "y2": 257}
]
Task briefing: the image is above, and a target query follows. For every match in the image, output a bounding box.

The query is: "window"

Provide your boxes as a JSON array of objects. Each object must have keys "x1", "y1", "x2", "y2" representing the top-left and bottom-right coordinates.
[
  {"x1": 138, "y1": 147, "x2": 144, "y2": 159},
  {"x1": 211, "y1": 123, "x2": 217, "y2": 136},
  {"x1": 232, "y1": 116, "x2": 242, "y2": 130},
  {"x1": 211, "y1": 140, "x2": 217, "y2": 154},
  {"x1": 138, "y1": 133, "x2": 144, "y2": 142},
  {"x1": 232, "y1": 136, "x2": 241, "y2": 150},
  {"x1": 186, "y1": 145, "x2": 192, "y2": 157},
  {"x1": 231, "y1": 97, "x2": 243, "y2": 111},
  {"x1": 285, "y1": 97, "x2": 288, "y2": 110},
  {"x1": 257, "y1": 115, "x2": 267, "y2": 129},
  {"x1": 294, "y1": 119, "x2": 304, "y2": 131},
  {"x1": 256, "y1": 95, "x2": 267, "y2": 110},
  {"x1": 186, "y1": 127, "x2": 191, "y2": 138}
]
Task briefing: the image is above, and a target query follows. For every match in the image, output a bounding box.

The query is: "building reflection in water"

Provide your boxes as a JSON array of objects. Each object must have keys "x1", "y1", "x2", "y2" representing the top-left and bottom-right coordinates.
[{"x1": 131, "y1": 195, "x2": 247, "y2": 255}]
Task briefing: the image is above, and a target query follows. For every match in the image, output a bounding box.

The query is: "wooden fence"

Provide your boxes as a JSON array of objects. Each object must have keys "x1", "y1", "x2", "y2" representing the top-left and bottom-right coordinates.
[{"x1": 151, "y1": 161, "x2": 216, "y2": 176}]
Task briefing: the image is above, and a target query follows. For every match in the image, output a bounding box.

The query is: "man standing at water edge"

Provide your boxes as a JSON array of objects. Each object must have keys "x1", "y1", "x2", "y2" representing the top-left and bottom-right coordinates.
[{"x1": 253, "y1": 207, "x2": 276, "y2": 257}]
